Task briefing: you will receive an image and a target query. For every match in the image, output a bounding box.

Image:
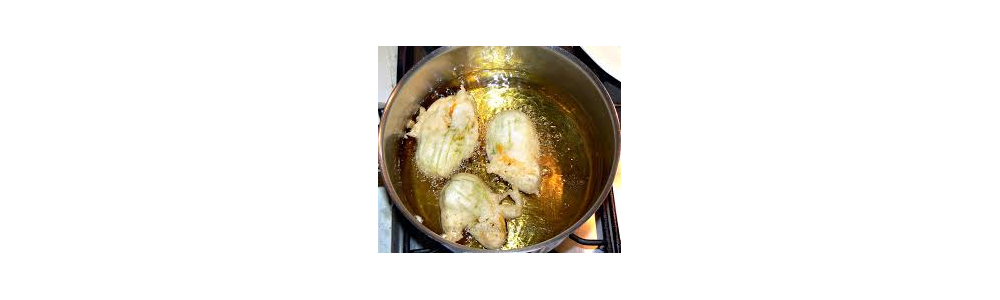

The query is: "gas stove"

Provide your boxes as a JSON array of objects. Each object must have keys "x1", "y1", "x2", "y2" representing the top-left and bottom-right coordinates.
[{"x1": 379, "y1": 46, "x2": 620, "y2": 252}]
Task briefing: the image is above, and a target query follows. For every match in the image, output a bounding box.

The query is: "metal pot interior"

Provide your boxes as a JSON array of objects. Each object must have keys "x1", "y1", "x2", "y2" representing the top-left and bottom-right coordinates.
[{"x1": 380, "y1": 46, "x2": 619, "y2": 252}]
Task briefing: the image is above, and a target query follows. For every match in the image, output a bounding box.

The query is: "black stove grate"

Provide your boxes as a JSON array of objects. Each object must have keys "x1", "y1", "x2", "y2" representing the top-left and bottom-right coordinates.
[{"x1": 381, "y1": 46, "x2": 620, "y2": 252}]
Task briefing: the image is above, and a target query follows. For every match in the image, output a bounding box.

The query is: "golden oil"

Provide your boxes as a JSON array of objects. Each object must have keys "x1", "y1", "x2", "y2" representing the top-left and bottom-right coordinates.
[{"x1": 398, "y1": 69, "x2": 598, "y2": 250}]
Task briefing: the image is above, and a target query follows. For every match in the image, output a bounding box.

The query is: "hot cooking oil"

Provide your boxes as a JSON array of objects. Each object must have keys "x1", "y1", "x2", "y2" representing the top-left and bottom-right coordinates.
[{"x1": 398, "y1": 69, "x2": 598, "y2": 250}]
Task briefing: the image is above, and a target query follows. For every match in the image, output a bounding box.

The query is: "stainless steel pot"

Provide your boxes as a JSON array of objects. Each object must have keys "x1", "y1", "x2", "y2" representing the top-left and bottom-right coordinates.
[{"x1": 379, "y1": 46, "x2": 620, "y2": 252}]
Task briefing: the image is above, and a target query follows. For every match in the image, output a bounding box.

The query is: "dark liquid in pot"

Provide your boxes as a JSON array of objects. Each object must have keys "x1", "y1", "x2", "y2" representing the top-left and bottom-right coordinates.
[{"x1": 398, "y1": 70, "x2": 599, "y2": 250}]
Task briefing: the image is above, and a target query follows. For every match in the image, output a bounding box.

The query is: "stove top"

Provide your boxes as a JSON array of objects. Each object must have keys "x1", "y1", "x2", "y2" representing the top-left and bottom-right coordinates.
[{"x1": 380, "y1": 46, "x2": 620, "y2": 252}]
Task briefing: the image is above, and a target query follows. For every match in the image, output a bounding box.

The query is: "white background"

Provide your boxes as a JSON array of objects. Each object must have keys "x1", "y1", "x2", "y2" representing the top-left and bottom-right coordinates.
[{"x1": 2, "y1": 0, "x2": 999, "y2": 299}]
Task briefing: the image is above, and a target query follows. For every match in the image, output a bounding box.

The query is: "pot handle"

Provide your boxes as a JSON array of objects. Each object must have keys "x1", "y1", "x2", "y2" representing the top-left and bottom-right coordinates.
[{"x1": 568, "y1": 233, "x2": 604, "y2": 246}]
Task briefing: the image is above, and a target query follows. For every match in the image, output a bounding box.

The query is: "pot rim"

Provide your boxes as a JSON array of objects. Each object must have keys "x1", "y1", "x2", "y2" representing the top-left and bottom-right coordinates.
[{"x1": 378, "y1": 46, "x2": 620, "y2": 252}]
